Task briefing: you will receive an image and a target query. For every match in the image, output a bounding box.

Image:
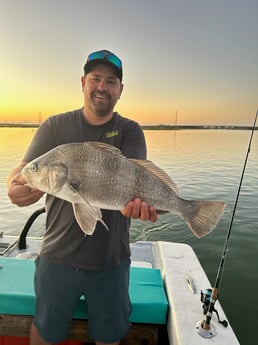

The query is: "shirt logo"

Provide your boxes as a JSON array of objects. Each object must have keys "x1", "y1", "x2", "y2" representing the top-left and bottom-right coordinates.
[{"x1": 106, "y1": 130, "x2": 118, "y2": 138}]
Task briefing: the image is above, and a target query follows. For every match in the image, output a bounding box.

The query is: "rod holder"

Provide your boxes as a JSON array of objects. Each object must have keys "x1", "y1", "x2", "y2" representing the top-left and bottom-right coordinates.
[{"x1": 196, "y1": 320, "x2": 217, "y2": 338}]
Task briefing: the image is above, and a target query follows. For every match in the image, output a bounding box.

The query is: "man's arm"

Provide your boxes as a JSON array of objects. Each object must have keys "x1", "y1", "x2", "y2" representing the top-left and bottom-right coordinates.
[{"x1": 7, "y1": 162, "x2": 44, "y2": 207}]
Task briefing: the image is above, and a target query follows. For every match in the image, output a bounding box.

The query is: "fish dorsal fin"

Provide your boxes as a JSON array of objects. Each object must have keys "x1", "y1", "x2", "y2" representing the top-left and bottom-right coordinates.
[
  {"x1": 87, "y1": 142, "x2": 124, "y2": 156},
  {"x1": 130, "y1": 159, "x2": 179, "y2": 195},
  {"x1": 85, "y1": 142, "x2": 179, "y2": 194}
]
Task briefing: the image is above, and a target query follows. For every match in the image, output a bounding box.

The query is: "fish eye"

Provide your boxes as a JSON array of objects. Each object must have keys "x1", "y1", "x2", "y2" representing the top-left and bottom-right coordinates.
[{"x1": 31, "y1": 163, "x2": 38, "y2": 172}]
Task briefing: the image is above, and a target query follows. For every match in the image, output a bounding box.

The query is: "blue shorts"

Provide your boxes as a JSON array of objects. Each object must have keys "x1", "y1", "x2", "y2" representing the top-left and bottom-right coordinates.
[{"x1": 33, "y1": 256, "x2": 132, "y2": 343}]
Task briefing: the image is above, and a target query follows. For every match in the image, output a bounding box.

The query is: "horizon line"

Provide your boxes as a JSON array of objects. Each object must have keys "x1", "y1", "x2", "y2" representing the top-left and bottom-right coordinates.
[{"x1": 0, "y1": 122, "x2": 256, "y2": 130}]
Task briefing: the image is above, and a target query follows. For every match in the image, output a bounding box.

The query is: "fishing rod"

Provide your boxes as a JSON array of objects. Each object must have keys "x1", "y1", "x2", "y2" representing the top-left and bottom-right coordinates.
[{"x1": 197, "y1": 109, "x2": 258, "y2": 338}]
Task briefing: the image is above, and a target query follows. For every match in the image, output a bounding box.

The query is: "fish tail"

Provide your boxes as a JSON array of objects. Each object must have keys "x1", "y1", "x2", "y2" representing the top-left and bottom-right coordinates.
[{"x1": 182, "y1": 201, "x2": 227, "y2": 238}]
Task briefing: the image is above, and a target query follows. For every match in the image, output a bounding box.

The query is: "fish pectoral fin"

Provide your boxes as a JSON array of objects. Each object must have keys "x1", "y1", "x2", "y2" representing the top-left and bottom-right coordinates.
[
  {"x1": 61, "y1": 183, "x2": 86, "y2": 204},
  {"x1": 68, "y1": 182, "x2": 80, "y2": 193},
  {"x1": 72, "y1": 203, "x2": 109, "y2": 236}
]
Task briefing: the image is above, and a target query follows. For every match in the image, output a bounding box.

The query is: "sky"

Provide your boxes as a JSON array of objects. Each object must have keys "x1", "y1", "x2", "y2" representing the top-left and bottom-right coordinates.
[{"x1": 1, "y1": 0, "x2": 257, "y2": 126}]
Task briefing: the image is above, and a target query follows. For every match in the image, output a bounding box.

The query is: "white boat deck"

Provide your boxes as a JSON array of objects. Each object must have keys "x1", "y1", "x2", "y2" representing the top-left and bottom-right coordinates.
[{"x1": 153, "y1": 241, "x2": 239, "y2": 345}]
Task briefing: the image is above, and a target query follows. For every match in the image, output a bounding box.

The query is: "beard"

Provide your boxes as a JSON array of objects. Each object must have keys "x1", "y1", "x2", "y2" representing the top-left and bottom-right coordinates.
[{"x1": 89, "y1": 91, "x2": 116, "y2": 117}]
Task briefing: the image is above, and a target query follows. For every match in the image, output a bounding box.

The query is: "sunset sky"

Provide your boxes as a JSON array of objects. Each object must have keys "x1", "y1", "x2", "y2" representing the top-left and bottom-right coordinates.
[{"x1": 1, "y1": 0, "x2": 257, "y2": 125}]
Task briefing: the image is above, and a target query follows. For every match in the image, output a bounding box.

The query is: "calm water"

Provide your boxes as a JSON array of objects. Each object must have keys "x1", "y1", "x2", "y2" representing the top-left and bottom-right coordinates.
[{"x1": 1, "y1": 127, "x2": 258, "y2": 344}]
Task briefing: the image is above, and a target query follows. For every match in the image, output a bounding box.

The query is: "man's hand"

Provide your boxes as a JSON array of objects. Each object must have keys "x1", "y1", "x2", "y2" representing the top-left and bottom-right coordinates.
[
  {"x1": 121, "y1": 198, "x2": 157, "y2": 222},
  {"x1": 7, "y1": 163, "x2": 44, "y2": 207}
]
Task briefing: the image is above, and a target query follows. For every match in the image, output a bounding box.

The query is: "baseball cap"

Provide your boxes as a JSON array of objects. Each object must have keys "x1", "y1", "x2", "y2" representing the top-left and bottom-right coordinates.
[{"x1": 83, "y1": 50, "x2": 123, "y2": 81}]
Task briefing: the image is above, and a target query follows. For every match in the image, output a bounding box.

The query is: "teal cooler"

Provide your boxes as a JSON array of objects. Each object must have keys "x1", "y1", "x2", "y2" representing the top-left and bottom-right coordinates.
[{"x1": 0, "y1": 257, "x2": 168, "y2": 324}]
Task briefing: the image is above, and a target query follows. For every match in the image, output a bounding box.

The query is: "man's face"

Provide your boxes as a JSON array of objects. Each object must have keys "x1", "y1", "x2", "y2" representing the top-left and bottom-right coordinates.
[{"x1": 81, "y1": 64, "x2": 123, "y2": 118}]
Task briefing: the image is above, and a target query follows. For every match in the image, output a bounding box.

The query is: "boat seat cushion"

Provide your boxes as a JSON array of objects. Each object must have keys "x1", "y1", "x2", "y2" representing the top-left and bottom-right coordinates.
[{"x1": 0, "y1": 257, "x2": 168, "y2": 324}]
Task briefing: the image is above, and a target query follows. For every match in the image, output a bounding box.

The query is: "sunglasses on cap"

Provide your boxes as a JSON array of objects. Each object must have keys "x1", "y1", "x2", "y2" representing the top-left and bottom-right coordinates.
[{"x1": 87, "y1": 50, "x2": 122, "y2": 69}]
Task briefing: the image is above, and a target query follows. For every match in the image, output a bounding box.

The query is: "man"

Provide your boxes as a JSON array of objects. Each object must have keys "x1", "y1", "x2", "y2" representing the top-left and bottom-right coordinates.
[{"x1": 7, "y1": 50, "x2": 157, "y2": 345}]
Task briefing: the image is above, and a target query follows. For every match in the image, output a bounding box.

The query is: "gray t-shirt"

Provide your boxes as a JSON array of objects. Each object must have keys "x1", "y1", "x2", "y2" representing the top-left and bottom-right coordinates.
[{"x1": 23, "y1": 108, "x2": 147, "y2": 270}]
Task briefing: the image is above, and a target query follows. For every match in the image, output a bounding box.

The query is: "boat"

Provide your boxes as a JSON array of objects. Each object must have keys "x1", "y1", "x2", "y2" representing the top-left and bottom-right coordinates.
[{"x1": 0, "y1": 208, "x2": 240, "y2": 345}]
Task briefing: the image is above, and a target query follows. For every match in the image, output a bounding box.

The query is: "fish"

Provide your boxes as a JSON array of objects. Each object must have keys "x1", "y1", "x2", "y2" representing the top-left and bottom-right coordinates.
[{"x1": 21, "y1": 141, "x2": 226, "y2": 238}]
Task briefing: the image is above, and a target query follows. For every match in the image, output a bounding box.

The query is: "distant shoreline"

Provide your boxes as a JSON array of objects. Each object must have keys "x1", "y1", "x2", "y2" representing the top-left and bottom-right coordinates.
[
  {"x1": 0, "y1": 123, "x2": 256, "y2": 130},
  {"x1": 0, "y1": 123, "x2": 40, "y2": 128}
]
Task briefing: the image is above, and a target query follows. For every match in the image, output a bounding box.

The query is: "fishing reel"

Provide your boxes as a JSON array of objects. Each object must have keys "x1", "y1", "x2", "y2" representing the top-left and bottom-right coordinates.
[{"x1": 200, "y1": 289, "x2": 228, "y2": 328}]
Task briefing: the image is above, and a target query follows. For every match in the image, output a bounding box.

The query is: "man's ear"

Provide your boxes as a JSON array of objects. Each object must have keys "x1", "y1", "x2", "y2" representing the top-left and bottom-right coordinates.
[{"x1": 81, "y1": 76, "x2": 86, "y2": 91}]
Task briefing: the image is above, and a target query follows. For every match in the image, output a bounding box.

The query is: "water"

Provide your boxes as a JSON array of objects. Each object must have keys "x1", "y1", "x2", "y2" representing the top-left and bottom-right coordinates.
[{"x1": 1, "y1": 127, "x2": 258, "y2": 344}]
